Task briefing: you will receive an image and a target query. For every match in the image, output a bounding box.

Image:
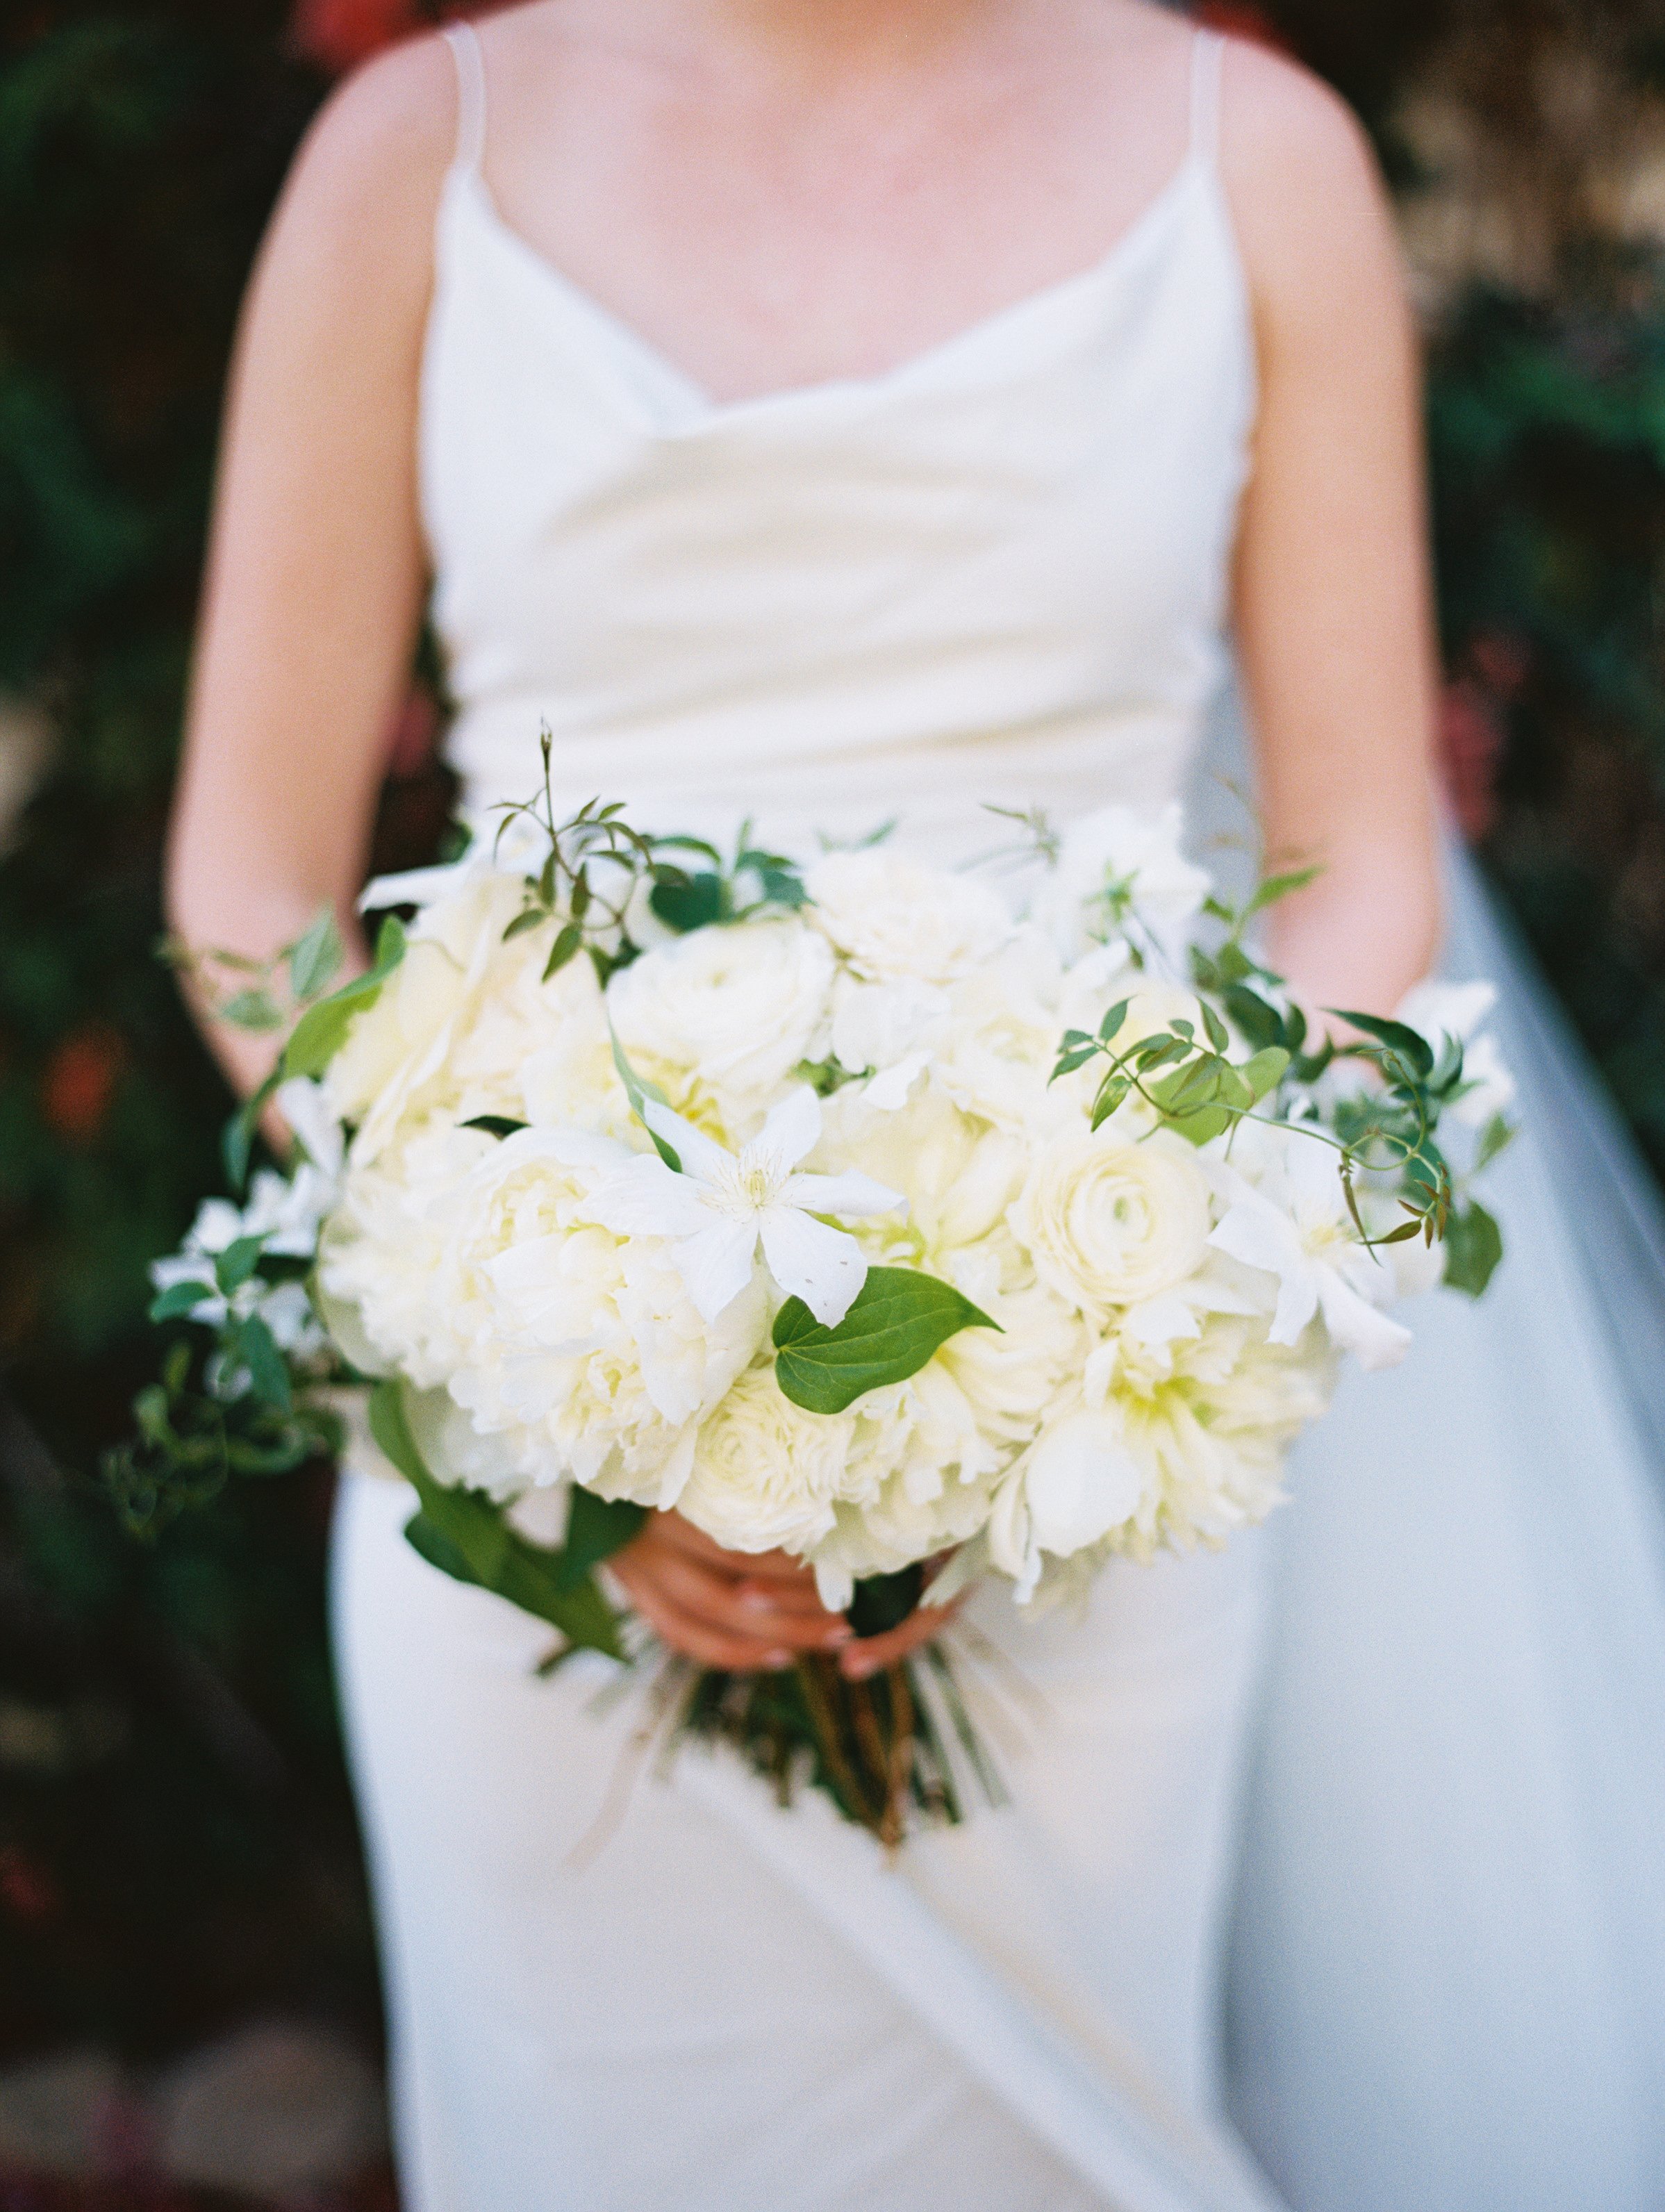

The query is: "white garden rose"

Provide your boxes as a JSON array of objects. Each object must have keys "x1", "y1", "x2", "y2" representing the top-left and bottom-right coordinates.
[
  {"x1": 607, "y1": 916, "x2": 834, "y2": 1116},
  {"x1": 1011, "y1": 1127, "x2": 1213, "y2": 1317},
  {"x1": 677, "y1": 1366, "x2": 856, "y2": 1555},
  {"x1": 805, "y1": 848, "x2": 1009, "y2": 986}
]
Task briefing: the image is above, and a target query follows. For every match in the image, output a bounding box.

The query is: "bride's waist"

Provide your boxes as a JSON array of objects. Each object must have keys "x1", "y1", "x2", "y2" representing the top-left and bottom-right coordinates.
[{"x1": 442, "y1": 696, "x2": 1202, "y2": 865}]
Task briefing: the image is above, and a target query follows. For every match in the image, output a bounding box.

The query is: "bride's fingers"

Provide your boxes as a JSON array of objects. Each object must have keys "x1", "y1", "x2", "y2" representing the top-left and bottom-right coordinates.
[
  {"x1": 837, "y1": 1593, "x2": 965, "y2": 1679},
  {"x1": 613, "y1": 1572, "x2": 802, "y2": 1672},
  {"x1": 654, "y1": 1515, "x2": 818, "y2": 1590},
  {"x1": 642, "y1": 1549, "x2": 850, "y2": 1651}
]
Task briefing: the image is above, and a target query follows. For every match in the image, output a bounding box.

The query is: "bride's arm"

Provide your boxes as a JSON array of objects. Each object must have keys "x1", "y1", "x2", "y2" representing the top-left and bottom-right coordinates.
[
  {"x1": 166, "y1": 39, "x2": 455, "y2": 1100},
  {"x1": 1221, "y1": 44, "x2": 1443, "y2": 1014},
  {"x1": 166, "y1": 37, "x2": 858, "y2": 1669}
]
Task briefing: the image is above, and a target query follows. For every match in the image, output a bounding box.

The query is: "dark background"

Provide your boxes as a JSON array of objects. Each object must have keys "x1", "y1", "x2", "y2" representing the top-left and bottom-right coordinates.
[{"x1": 4, "y1": 0, "x2": 1665, "y2": 2199}]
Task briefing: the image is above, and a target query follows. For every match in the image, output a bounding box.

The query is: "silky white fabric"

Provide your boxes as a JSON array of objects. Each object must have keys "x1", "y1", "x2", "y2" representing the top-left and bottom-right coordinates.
[{"x1": 331, "y1": 18, "x2": 1665, "y2": 2211}]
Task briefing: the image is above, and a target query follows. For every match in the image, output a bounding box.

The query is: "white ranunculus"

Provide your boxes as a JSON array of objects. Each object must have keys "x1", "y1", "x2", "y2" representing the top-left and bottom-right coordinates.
[
  {"x1": 1038, "y1": 803, "x2": 1211, "y2": 963},
  {"x1": 1011, "y1": 1127, "x2": 1214, "y2": 1318},
  {"x1": 805, "y1": 848, "x2": 1010, "y2": 986},
  {"x1": 607, "y1": 917, "x2": 834, "y2": 1113},
  {"x1": 677, "y1": 1366, "x2": 856, "y2": 1555}
]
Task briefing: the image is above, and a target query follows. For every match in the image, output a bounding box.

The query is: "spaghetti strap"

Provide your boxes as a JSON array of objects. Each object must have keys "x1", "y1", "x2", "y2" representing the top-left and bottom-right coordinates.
[
  {"x1": 443, "y1": 20, "x2": 487, "y2": 176},
  {"x1": 1188, "y1": 28, "x2": 1225, "y2": 167}
]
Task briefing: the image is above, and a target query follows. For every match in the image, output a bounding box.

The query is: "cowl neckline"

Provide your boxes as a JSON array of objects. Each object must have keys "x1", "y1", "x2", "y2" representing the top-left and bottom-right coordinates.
[{"x1": 441, "y1": 149, "x2": 1218, "y2": 434}]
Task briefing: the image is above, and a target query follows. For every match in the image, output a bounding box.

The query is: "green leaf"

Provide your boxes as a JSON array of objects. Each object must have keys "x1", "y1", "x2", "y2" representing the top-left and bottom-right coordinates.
[
  {"x1": 370, "y1": 1380, "x2": 630, "y2": 1661},
  {"x1": 283, "y1": 916, "x2": 406, "y2": 1080},
  {"x1": 1330, "y1": 1010, "x2": 1436, "y2": 1080},
  {"x1": 461, "y1": 1115, "x2": 530, "y2": 1139},
  {"x1": 557, "y1": 1487, "x2": 647, "y2": 1593},
  {"x1": 1146, "y1": 1061, "x2": 1232, "y2": 1145},
  {"x1": 1089, "y1": 1068, "x2": 1134, "y2": 1130},
  {"x1": 542, "y1": 920, "x2": 583, "y2": 978},
  {"x1": 236, "y1": 1312, "x2": 292, "y2": 1410},
  {"x1": 222, "y1": 1066, "x2": 281, "y2": 1194},
  {"x1": 772, "y1": 1266, "x2": 999, "y2": 1415},
  {"x1": 847, "y1": 1564, "x2": 925, "y2": 1638},
  {"x1": 1442, "y1": 1200, "x2": 1503, "y2": 1297},
  {"x1": 1475, "y1": 1113, "x2": 1517, "y2": 1172},
  {"x1": 1200, "y1": 1000, "x2": 1230, "y2": 1054},
  {"x1": 288, "y1": 905, "x2": 344, "y2": 1002},
  {"x1": 219, "y1": 989, "x2": 283, "y2": 1033},
  {"x1": 1097, "y1": 998, "x2": 1130, "y2": 1043},
  {"x1": 650, "y1": 870, "x2": 725, "y2": 934},
  {"x1": 213, "y1": 1234, "x2": 266, "y2": 1296},
  {"x1": 1221, "y1": 985, "x2": 1284, "y2": 1053},
  {"x1": 502, "y1": 906, "x2": 549, "y2": 941},
  {"x1": 1245, "y1": 864, "x2": 1323, "y2": 918},
  {"x1": 1240, "y1": 1046, "x2": 1291, "y2": 1101},
  {"x1": 608, "y1": 1027, "x2": 681, "y2": 1171},
  {"x1": 149, "y1": 1279, "x2": 214, "y2": 1323}
]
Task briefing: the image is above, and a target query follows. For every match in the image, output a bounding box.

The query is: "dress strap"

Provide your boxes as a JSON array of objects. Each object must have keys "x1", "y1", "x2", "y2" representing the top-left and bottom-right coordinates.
[
  {"x1": 1188, "y1": 28, "x2": 1225, "y2": 167},
  {"x1": 443, "y1": 21, "x2": 487, "y2": 176}
]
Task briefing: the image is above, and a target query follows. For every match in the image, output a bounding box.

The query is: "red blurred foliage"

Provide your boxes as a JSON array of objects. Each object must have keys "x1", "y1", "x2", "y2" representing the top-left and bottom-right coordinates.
[
  {"x1": 290, "y1": 0, "x2": 497, "y2": 76},
  {"x1": 1439, "y1": 629, "x2": 1530, "y2": 844},
  {"x1": 1194, "y1": 3, "x2": 1296, "y2": 56},
  {"x1": 38, "y1": 1025, "x2": 125, "y2": 1146},
  {"x1": 289, "y1": 0, "x2": 428, "y2": 74},
  {"x1": 0, "y1": 1848, "x2": 60, "y2": 1929},
  {"x1": 385, "y1": 684, "x2": 440, "y2": 780}
]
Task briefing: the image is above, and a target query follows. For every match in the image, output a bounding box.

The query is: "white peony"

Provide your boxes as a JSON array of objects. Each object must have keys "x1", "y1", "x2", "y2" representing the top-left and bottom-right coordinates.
[
  {"x1": 607, "y1": 917, "x2": 834, "y2": 1115},
  {"x1": 805, "y1": 848, "x2": 1010, "y2": 986},
  {"x1": 988, "y1": 1405, "x2": 1148, "y2": 1596},
  {"x1": 678, "y1": 1365, "x2": 856, "y2": 1555},
  {"x1": 1011, "y1": 1127, "x2": 1214, "y2": 1318}
]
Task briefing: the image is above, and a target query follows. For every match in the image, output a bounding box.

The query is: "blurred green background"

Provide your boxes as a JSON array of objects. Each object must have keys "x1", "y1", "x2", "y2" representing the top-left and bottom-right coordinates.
[{"x1": 4, "y1": 0, "x2": 1665, "y2": 2197}]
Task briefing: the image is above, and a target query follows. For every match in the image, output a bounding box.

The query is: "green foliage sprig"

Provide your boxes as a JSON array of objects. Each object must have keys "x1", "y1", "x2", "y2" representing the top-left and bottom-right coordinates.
[{"x1": 1052, "y1": 867, "x2": 1511, "y2": 1294}]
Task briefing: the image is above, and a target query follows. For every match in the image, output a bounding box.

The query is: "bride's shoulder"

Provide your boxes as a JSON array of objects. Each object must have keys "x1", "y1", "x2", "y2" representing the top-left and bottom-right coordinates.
[
  {"x1": 254, "y1": 28, "x2": 465, "y2": 323},
  {"x1": 1214, "y1": 35, "x2": 1408, "y2": 322}
]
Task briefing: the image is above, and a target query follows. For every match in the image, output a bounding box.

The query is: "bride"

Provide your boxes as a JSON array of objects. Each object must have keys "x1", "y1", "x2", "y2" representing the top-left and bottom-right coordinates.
[{"x1": 165, "y1": 1, "x2": 1665, "y2": 2206}]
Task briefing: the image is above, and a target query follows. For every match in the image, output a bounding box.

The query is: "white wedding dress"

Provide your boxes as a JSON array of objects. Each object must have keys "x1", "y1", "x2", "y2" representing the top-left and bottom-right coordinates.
[{"x1": 331, "y1": 25, "x2": 1665, "y2": 2211}]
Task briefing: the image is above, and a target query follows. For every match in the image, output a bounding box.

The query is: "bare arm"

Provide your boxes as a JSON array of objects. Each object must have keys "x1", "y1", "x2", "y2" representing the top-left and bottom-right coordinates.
[
  {"x1": 1222, "y1": 44, "x2": 1443, "y2": 1014},
  {"x1": 166, "y1": 36, "x2": 455, "y2": 1101}
]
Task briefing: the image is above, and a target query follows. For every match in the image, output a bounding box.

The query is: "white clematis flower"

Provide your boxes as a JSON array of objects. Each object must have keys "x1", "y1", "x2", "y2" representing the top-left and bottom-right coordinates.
[
  {"x1": 590, "y1": 1084, "x2": 903, "y2": 1327},
  {"x1": 1207, "y1": 1135, "x2": 1412, "y2": 1371}
]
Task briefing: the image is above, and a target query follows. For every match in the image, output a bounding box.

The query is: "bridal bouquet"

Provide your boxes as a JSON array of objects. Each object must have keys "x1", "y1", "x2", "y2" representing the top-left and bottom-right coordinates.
[{"x1": 114, "y1": 739, "x2": 1513, "y2": 1841}]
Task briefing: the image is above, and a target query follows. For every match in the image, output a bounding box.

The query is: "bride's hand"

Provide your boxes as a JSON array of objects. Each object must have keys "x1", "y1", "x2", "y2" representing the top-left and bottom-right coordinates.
[{"x1": 611, "y1": 1512, "x2": 957, "y2": 1679}]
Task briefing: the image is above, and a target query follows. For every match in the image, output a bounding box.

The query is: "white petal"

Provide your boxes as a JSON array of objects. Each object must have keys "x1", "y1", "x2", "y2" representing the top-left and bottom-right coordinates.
[
  {"x1": 671, "y1": 1216, "x2": 761, "y2": 1322},
  {"x1": 1208, "y1": 1196, "x2": 1302, "y2": 1283},
  {"x1": 640, "y1": 1099, "x2": 734, "y2": 1186},
  {"x1": 275, "y1": 1078, "x2": 344, "y2": 1179},
  {"x1": 1268, "y1": 1267, "x2": 1321, "y2": 1348},
  {"x1": 862, "y1": 1051, "x2": 930, "y2": 1112},
  {"x1": 783, "y1": 1169, "x2": 904, "y2": 1221},
  {"x1": 758, "y1": 1207, "x2": 868, "y2": 1326},
  {"x1": 752, "y1": 1084, "x2": 822, "y2": 1173},
  {"x1": 1316, "y1": 1271, "x2": 1414, "y2": 1371},
  {"x1": 589, "y1": 1156, "x2": 713, "y2": 1240}
]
